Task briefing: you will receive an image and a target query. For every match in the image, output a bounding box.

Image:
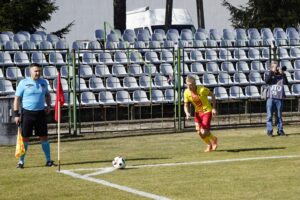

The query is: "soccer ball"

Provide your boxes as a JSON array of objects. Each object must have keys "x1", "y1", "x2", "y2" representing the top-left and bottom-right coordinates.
[{"x1": 112, "y1": 156, "x2": 126, "y2": 169}]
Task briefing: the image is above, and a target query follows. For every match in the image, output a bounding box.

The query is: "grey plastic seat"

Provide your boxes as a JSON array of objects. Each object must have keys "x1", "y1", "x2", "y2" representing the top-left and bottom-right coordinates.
[
  {"x1": 80, "y1": 91, "x2": 98, "y2": 106},
  {"x1": 251, "y1": 60, "x2": 265, "y2": 72},
  {"x1": 46, "y1": 34, "x2": 60, "y2": 46},
  {"x1": 63, "y1": 92, "x2": 79, "y2": 106},
  {"x1": 22, "y1": 41, "x2": 37, "y2": 52},
  {"x1": 5, "y1": 41, "x2": 20, "y2": 52},
  {"x1": 30, "y1": 34, "x2": 43, "y2": 46},
  {"x1": 98, "y1": 52, "x2": 114, "y2": 65},
  {"x1": 221, "y1": 61, "x2": 235, "y2": 73},
  {"x1": 293, "y1": 71, "x2": 300, "y2": 82},
  {"x1": 190, "y1": 62, "x2": 205, "y2": 75},
  {"x1": 190, "y1": 50, "x2": 204, "y2": 62},
  {"x1": 95, "y1": 29, "x2": 105, "y2": 41},
  {"x1": 31, "y1": 52, "x2": 48, "y2": 65},
  {"x1": 291, "y1": 84, "x2": 300, "y2": 96},
  {"x1": 218, "y1": 72, "x2": 233, "y2": 86},
  {"x1": 145, "y1": 51, "x2": 161, "y2": 64},
  {"x1": 248, "y1": 48, "x2": 260, "y2": 60},
  {"x1": 236, "y1": 61, "x2": 250, "y2": 73},
  {"x1": 133, "y1": 90, "x2": 150, "y2": 104},
  {"x1": 175, "y1": 63, "x2": 191, "y2": 75},
  {"x1": 72, "y1": 77, "x2": 89, "y2": 92},
  {"x1": 129, "y1": 51, "x2": 143, "y2": 64},
  {"x1": 60, "y1": 65, "x2": 73, "y2": 78},
  {"x1": 161, "y1": 50, "x2": 174, "y2": 63},
  {"x1": 43, "y1": 65, "x2": 58, "y2": 79},
  {"x1": 0, "y1": 68, "x2": 3, "y2": 79},
  {"x1": 289, "y1": 47, "x2": 300, "y2": 59},
  {"x1": 49, "y1": 52, "x2": 66, "y2": 65},
  {"x1": 202, "y1": 73, "x2": 218, "y2": 86},
  {"x1": 112, "y1": 64, "x2": 127, "y2": 77},
  {"x1": 13, "y1": 52, "x2": 30, "y2": 66},
  {"x1": 95, "y1": 64, "x2": 112, "y2": 77},
  {"x1": 233, "y1": 49, "x2": 248, "y2": 61},
  {"x1": 164, "y1": 88, "x2": 178, "y2": 103},
  {"x1": 116, "y1": 90, "x2": 133, "y2": 104},
  {"x1": 283, "y1": 85, "x2": 292, "y2": 97},
  {"x1": 151, "y1": 89, "x2": 165, "y2": 103},
  {"x1": 159, "y1": 63, "x2": 174, "y2": 76},
  {"x1": 53, "y1": 77, "x2": 69, "y2": 92},
  {"x1": 154, "y1": 74, "x2": 172, "y2": 89},
  {"x1": 213, "y1": 86, "x2": 229, "y2": 100},
  {"x1": 206, "y1": 62, "x2": 219, "y2": 74},
  {"x1": 128, "y1": 64, "x2": 144, "y2": 76},
  {"x1": 0, "y1": 79, "x2": 15, "y2": 95},
  {"x1": 233, "y1": 72, "x2": 249, "y2": 85},
  {"x1": 6, "y1": 66, "x2": 23, "y2": 80},
  {"x1": 123, "y1": 76, "x2": 140, "y2": 90},
  {"x1": 229, "y1": 86, "x2": 247, "y2": 99},
  {"x1": 13, "y1": 34, "x2": 27, "y2": 47},
  {"x1": 114, "y1": 51, "x2": 128, "y2": 64},
  {"x1": 276, "y1": 47, "x2": 290, "y2": 60},
  {"x1": 139, "y1": 75, "x2": 155, "y2": 89},
  {"x1": 98, "y1": 91, "x2": 117, "y2": 106},
  {"x1": 0, "y1": 52, "x2": 14, "y2": 66},
  {"x1": 245, "y1": 85, "x2": 260, "y2": 99},
  {"x1": 219, "y1": 48, "x2": 234, "y2": 61},
  {"x1": 143, "y1": 64, "x2": 158, "y2": 75},
  {"x1": 88, "y1": 77, "x2": 105, "y2": 92},
  {"x1": 279, "y1": 60, "x2": 294, "y2": 72},
  {"x1": 79, "y1": 65, "x2": 94, "y2": 78},
  {"x1": 249, "y1": 71, "x2": 264, "y2": 84},
  {"x1": 82, "y1": 52, "x2": 100, "y2": 65},
  {"x1": 205, "y1": 49, "x2": 218, "y2": 61},
  {"x1": 39, "y1": 40, "x2": 53, "y2": 50},
  {"x1": 106, "y1": 76, "x2": 123, "y2": 90}
]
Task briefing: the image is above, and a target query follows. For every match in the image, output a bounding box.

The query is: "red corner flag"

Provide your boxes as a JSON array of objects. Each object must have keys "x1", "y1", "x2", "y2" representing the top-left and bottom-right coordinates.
[{"x1": 55, "y1": 72, "x2": 65, "y2": 122}]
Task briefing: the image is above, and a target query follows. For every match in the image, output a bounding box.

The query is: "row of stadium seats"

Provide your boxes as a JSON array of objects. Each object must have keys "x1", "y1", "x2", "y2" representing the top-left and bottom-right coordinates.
[
  {"x1": 94, "y1": 27, "x2": 300, "y2": 49},
  {"x1": 0, "y1": 31, "x2": 67, "y2": 50}
]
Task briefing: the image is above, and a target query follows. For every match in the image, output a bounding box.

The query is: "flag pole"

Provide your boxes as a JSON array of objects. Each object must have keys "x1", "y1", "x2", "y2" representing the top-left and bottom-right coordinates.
[{"x1": 58, "y1": 101, "x2": 61, "y2": 171}]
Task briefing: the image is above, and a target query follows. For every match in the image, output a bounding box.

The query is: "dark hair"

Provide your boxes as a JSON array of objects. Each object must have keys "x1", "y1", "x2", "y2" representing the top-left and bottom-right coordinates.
[{"x1": 30, "y1": 63, "x2": 42, "y2": 68}]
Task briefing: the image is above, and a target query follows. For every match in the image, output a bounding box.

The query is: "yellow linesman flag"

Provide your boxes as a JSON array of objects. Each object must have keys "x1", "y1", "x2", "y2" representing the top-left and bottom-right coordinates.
[{"x1": 15, "y1": 127, "x2": 25, "y2": 158}]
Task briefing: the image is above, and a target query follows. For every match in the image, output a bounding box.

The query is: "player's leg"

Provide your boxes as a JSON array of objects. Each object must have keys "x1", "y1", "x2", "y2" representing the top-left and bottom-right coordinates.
[
  {"x1": 201, "y1": 112, "x2": 218, "y2": 151},
  {"x1": 266, "y1": 98, "x2": 274, "y2": 136},
  {"x1": 195, "y1": 113, "x2": 211, "y2": 152},
  {"x1": 36, "y1": 111, "x2": 55, "y2": 166},
  {"x1": 17, "y1": 110, "x2": 33, "y2": 168},
  {"x1": 275, "y1": 99, "x2": 285, "y2": 135}
]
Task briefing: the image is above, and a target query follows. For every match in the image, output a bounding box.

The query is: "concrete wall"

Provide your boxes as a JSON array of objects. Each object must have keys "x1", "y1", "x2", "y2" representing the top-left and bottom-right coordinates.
[{"x1": 42, "y1": 0, "x2": 247, "y2": 44}]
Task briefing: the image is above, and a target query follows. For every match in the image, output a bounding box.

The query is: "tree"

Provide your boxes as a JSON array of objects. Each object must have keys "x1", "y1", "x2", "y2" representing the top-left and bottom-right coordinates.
[
  {"x1": 0, "y1": 0, "x2": 73, "y2": 37},
  {"x1": 222, "y1": 0, "x2": 300, "y2": 29},
  {"x1": 113, "y1": 0, "x2": 126, "y2": 33}
]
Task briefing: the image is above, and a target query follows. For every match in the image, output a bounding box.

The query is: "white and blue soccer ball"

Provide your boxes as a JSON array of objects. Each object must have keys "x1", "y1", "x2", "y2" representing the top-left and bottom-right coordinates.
[{"x1": 112, "y1": 156, "x2": 126, "y2": 169}]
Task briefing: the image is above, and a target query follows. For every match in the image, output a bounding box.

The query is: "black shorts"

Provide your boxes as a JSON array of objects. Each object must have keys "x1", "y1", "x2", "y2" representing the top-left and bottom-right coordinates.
[{"x1": 21, "y1": 109, "x2": 48, "y2": 137}]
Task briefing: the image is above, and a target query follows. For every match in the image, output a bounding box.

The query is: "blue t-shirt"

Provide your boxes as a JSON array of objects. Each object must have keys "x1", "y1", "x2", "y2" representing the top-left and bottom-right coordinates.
[{"x1": 15, "y1": 78, "x2": 49, "y2": 111}]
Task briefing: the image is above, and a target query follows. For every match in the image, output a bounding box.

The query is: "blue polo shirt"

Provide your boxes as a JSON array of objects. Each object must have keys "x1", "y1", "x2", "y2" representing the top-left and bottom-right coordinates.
[{"x1": 15, "y1": 78, "x2": 49, "y2": 111}]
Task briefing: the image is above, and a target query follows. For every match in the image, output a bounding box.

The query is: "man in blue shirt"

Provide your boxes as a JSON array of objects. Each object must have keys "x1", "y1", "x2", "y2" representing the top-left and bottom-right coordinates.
[
  {"x1": 265, "y1": 62, "x2": 288, "y2": 137},
  {"x1": 13, "y1": 63, "x2": 55, "y2": 168}
]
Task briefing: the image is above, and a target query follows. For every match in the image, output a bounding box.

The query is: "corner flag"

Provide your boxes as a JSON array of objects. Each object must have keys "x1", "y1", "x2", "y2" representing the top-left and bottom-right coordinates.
[{"x1": 54, "y1": 72, "x2": 65, "y2": 122}]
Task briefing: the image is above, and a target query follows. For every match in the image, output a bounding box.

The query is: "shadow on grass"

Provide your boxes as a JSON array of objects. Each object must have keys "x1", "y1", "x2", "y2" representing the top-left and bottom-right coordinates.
[{"x1": 218, "y1": 147, "x2": 286, "y2": 153}]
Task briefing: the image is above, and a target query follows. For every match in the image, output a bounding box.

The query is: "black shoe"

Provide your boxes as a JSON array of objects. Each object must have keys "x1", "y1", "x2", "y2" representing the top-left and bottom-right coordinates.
[
  {"x1": 267, "y1": 131, "x2": 273, "y2": 137},
  {"x1": 45, "y1": 160, "x2": 57, "y2": 167},
  {"x1": 277, "y1": 131, "x2": 287, "y2": 136},
  {"x1": 16, "y1": 162, "x2": 24, "y2": 169}
]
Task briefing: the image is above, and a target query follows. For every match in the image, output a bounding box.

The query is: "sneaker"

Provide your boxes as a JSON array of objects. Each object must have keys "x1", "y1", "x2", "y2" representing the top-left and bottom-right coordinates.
[
  {"x1": 16, "y1": 162, "x2": 24, "y2": 169},
  {"x1": 45, "y1": 160, "x2": 57, "y2": 167},
  {"x1": 277, "y1": 131, "x2": 287, "y2": 136},
  {"x1": 267, "y1": 131, "x2": 273, "y2": 137},
  {"x1": 211, "y1": 137, "x2": 218, "y2": 151}
]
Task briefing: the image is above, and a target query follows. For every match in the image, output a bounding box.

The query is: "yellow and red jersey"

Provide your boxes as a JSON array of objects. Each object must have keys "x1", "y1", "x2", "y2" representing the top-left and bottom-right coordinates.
[{"x1": 184, "y1": 85, "x2": 212, "y2": 113}]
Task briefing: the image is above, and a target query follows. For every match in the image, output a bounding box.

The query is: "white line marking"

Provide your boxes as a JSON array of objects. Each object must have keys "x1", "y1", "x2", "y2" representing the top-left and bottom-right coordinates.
[{"x1": 59, "y1": 155, "x2": 300, "y2": 200}]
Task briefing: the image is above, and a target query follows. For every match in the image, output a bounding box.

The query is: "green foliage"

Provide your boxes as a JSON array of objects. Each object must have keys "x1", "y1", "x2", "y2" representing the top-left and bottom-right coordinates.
[
  {"x1": 0, "y1": 0, "x2": 74, "y2": 38},
  {"x1": 222, "y1": 0, "x2": 300, "y2": 29}
]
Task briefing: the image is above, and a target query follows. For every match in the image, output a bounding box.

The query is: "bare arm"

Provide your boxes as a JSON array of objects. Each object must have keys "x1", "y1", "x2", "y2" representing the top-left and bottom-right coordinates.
[
  {"x1": 208, "y1": 91, "x2": 217, "y2": 115},
  {"x1": 13, "y1": 96, "x2": 21, "y2": 125},
  {"x1": 184, "y1": 102, "x2": 191, "y2": 119}
]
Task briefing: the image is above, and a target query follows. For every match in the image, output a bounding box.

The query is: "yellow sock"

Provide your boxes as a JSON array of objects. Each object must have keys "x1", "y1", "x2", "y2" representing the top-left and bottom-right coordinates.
[
  {"x1": 207, "y1": 133, "x2": 216, "y2": 142},
  {"x1": 201, "y1": 135, "x2": 211, "y2": 145}
]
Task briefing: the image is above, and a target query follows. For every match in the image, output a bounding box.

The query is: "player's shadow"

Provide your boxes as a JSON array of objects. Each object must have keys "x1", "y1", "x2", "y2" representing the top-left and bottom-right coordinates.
[
  {"x1": 219, "y1": 147, "x2": 286, "y2": 153},
  {"x1": 61, "y1": 157, "x2": 170, "y2": 166}
]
